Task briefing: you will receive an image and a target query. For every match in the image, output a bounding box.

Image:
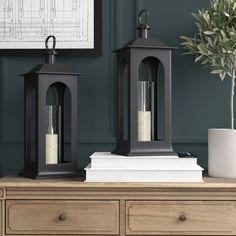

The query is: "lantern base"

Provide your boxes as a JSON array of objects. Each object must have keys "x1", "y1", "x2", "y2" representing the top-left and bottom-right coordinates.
[
  {"x1": 112, "y1": 145, "x2": 176, "y2": 156},
  {"x1": 19, "y1": 170, "x2": 85, "y2": 179}
]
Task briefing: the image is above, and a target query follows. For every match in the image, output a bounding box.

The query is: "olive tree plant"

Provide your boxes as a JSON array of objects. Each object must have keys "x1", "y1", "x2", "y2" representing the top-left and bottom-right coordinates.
[{"x1": 181, "y1": 0, "x2": 236, "y2": 128}]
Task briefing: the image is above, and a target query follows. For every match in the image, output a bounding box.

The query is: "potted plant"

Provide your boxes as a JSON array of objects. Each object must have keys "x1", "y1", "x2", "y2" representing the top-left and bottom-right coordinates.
[{"x1": 181, "y1": 0, "x2": 236, "y2": 178}]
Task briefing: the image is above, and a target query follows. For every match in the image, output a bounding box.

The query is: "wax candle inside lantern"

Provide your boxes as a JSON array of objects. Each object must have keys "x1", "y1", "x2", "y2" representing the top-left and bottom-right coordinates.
[
  {"x1": 46, "y1": 105, "x2": 59, "y2": 164},
  {"x1": 138, "y1": 81, "x2": 153, "y2": 141}
]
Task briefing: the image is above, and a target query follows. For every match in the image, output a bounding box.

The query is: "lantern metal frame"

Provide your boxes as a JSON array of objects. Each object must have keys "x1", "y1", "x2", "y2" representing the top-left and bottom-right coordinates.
[
  {"x1": 21, "y1": 36, "x2": 82, "y2": 179},
  {"x1": 112, "y1": 10, "x2": 177, "y2": 156}
]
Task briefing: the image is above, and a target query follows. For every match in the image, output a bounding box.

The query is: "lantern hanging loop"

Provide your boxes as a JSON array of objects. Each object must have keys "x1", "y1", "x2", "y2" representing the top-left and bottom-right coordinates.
[
  {"x1": 45, "y1": 35, "x2": 56, "y2": 51},
  {"x1": 45, "y1": 35, "x2": 57, "y2": 64},
  {"x1": 138, "y1": 9, "x2": 149, "y2": 26},
  {"x1": 136, "y1": 9, "x2": 150, "y2": 39}
]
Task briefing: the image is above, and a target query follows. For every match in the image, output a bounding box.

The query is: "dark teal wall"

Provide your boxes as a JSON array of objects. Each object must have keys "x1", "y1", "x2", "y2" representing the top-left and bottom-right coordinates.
[{"x1": 0, "y1": 0, "x2": 229, "y2": 174}]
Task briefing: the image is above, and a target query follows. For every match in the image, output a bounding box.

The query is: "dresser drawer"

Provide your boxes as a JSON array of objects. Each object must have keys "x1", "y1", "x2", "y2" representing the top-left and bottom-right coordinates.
[
  {"x1": 126, "y1": 201, "x2": 236, "y2": 235},
  {"x1": 0, "y1": 201, "x2": 2, "y2": 236},
  {"x1": 6, "y1": 200, "x2": 119, "y2": 235}
]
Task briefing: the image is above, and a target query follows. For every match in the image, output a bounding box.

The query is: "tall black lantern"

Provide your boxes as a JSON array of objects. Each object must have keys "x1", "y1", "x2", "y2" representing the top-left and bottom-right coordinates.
[
  {"x1": 21, "y1": 36, "x2": 81, "y2": 179},
  {"x1": 112, "y1": 10, "x2": 176, "y2": 156}
]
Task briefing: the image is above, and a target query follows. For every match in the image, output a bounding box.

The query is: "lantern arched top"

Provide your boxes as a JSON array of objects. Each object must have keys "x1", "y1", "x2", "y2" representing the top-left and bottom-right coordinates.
[
  {"x1": 46, "y1": 82, "x2": 71, "y2": 106},
  {"x1": 138, "y1": 56, "x2": 164, "y2": 83},
  {"x1": 137, "y1": 56, "x2": 165, "y2": 70},
  {"x1": 139, "y1": 56, "x2": 160, "y2": 64},
  {"x1": 47, "y1": 81, "x2": 71, "y2": 91}
]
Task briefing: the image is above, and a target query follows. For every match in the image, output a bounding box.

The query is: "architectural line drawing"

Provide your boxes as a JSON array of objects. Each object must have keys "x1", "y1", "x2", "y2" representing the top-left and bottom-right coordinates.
[{"x1": 0, "y1": 0, "x2": 94, "y2": 49}]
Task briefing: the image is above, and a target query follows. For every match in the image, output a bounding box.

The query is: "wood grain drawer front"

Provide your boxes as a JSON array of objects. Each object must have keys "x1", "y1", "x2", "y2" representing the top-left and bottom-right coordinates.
[
  {"x1": 126, "y1": 201, "x2": 236, "y2": 235},
  {"x1": 6, "y1": 200, "x2": 119, "y2": 235},
  {"x1": 0, "y1": 201, "x2": 2, "y2": 236}
]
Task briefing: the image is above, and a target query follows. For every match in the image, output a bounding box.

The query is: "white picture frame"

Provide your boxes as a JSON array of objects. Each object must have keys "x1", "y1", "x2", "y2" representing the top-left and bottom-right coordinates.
[{"x1": 0, "y1": 0, "x2": 101, "y2": 55}]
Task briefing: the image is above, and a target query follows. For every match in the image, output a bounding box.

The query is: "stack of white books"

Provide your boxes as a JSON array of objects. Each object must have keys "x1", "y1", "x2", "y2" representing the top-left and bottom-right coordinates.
[{"x1": 85, "y1": 152, "x2": 203, "y2": 182}]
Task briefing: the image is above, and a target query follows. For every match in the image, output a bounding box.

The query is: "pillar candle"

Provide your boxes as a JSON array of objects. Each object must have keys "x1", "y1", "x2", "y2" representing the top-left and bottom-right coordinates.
[
  {"x1": 46, "y1": 134, "x2": 58, "y2": 164},
  {"x1": 138, "y1": 110, "x2": 151, "y2": 141}
]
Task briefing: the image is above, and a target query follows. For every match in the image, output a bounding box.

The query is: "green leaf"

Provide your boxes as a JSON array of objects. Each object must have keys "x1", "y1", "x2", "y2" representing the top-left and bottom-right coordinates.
[
  {"x1": 211, "y1": 69, "x2": 224, "y2": 74},
  {"x1": 233, "y1": 2, "x2": 236, "y2": 10},
  {"x1": 224, "y1": 12, "x2": 230, "y2": 17},
  {"x1": 180, "y1": 0, "x2": 235, "y2": 76},
  {"x1": 219, "y1": 71, "x2": 226, "y2": 81},
  {"x1": 221, "y1": 30, "x2": 227, "y2": 38},
  {"x1": 180, "y1": 36, "x2": 193, "y2": 42},
  {"x1": 229, "y1": 32, "x2": 236, "y2": 37},
  {"x1": 206, "y1": 36, "x2": 213, "y2": 47},
  {"x1": 204, "y1": 31, "x2": 215, "y2": 35},
  {"x1": 195, "y1": 55, "x2": 203, "y2": 62},
  {"x1": 222, "y1": 48, "x2": 227, "y2": 53},
  {"x1": 197, "y1": 44, "x2": 208, "y2": 55},
  {"x1": 201, "y1": 59, "x2": 209, "y2": 65},
  {"x1": 203, "y1": 12, "x2": 210, "y2": 23}
]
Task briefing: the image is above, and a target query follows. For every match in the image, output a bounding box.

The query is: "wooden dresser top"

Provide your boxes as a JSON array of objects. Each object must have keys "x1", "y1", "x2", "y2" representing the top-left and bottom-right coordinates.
[{"x1": 0, "y1": 175, "x2": 236, "y2": 189}]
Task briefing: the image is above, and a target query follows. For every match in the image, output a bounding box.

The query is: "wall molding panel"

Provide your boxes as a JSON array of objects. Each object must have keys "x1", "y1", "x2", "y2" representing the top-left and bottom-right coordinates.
[{"x1": 0, "y1": 58, "x2": 24, "y2": 143}]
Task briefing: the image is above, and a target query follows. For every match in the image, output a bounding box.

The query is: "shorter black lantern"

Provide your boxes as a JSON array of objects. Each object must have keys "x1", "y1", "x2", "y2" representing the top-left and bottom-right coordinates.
[
  {"x1": 112, "y1": 10, "x2": 176, "y2": 156},
  {"x1": 21, "y1": 36, "x2": 81, "y2": 179}
]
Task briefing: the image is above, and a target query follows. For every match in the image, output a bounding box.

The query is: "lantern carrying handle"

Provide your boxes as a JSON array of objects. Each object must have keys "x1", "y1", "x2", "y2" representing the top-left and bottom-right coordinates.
[
  {"x1": 45, "y1": 35, "x2": 56, "y2": 51},
  {"x1": 45, "y1": 35, "x2": 57, "y2": 64},
  {"x1": 136, "y1": 9, "x2": 150, "y2": 38},
  {"x1": 138, "y1": 9, "x2": 149, "y2": 26}
]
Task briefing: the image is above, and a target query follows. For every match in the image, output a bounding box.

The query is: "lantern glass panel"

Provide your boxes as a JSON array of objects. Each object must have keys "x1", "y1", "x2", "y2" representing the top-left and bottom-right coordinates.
[
  {"x1": 45, "y1": 105, "x2": 60, "y2": 164},
  {"x1": 45, "y1": 83, "x2": 72, "y2": 165},
  {"x1": 138, "y1": 57, "x2": 165, "y2": 142}
]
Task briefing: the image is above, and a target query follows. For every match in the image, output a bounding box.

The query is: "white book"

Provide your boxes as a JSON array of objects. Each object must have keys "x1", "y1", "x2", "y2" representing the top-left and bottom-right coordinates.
[
  {"x1": 90, "y1": 152, "x2": 197, "y2": 169},
  {"x1": 85, "y1": 164, "x2": 203, "y2": 182}
]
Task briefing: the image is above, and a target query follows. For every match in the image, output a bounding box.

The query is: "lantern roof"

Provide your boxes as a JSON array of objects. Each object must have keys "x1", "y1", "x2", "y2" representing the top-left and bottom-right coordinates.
[
  {"x1": 22, "y1": 63, "x2": 82, "y2": 76},
  {"x1": 114, "y1": 9, "x2": 177, "y2": 52},
  {"x1": 114, "y1": 37, "x2": 177, "y2": 52}
]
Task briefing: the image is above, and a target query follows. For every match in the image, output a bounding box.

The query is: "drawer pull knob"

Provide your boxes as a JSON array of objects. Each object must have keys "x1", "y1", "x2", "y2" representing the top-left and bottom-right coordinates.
[
  {"x1": 179, "y1": 214, "x2": 187, "y2": 222},
  {"x1": 59, "y1": 214, "x2": 66, "y2": 221}
]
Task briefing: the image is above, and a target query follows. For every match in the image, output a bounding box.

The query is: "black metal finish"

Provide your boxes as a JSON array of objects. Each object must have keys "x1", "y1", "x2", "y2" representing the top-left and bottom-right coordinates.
[
  {"x1": 20, "y1": 36, "x2": 81, "y2": 179},
  {"x1": 136, "y1": 9, "x2": 150, "y2": 39},
  {"x1": 45, "y1": 35, "x2": 57, "y2": 64},
  {"x1": 112, "y1": 10, "x2": 176, "y2": 156}
]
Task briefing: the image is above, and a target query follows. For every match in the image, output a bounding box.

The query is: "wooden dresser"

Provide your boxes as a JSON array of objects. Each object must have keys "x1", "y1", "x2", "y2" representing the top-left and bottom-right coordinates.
[{"x1": 0, "y1": 176, "x2": 236, "y2": 235}]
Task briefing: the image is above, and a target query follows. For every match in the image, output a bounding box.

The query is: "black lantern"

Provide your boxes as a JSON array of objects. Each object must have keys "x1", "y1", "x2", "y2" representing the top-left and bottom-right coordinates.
[
  {"x1": 112, "y1": 10, "x2": 176, "y2": 156},
  {"x1": 21, "y1": 36, "x2": 81, "y2": 179}
]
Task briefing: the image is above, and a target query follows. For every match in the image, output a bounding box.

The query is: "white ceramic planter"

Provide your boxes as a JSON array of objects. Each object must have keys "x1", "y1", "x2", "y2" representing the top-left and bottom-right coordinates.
[{"x1": 208, "y1": 129, "x2": 236, "y2": 178}]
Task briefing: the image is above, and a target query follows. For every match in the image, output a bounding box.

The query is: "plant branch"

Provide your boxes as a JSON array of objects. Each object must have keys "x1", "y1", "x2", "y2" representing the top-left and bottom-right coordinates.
[{"x1": 181, "y1": 0, "x2": 236, "y2": 129}]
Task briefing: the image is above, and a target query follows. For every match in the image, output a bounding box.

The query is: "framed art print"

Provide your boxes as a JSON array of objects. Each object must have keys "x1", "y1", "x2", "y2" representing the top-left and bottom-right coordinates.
[{"x1": 0, "y1": 0, "x2": 101, "y2": 55}]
